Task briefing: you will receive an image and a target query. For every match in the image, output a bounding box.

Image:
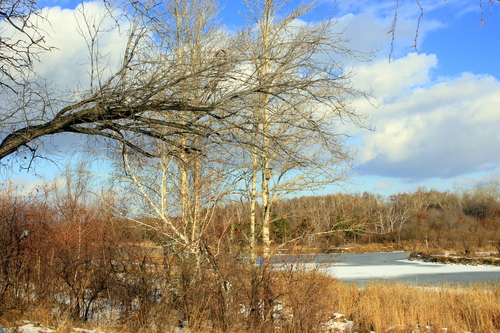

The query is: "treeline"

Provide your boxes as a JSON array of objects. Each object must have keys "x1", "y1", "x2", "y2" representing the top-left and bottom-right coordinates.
[{"x1": 261, "y1": 185, "x2": 500, "y2": 255}]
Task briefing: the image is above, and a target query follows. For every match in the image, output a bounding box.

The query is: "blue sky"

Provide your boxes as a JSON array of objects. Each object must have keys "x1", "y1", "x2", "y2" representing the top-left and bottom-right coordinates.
[{"x1": 3, "y1": 0, "x2": 500, "y2": 196}]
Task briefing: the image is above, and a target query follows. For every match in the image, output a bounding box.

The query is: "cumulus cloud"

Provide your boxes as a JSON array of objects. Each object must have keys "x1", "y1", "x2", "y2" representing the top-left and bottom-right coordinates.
[
  {"x1": 35, "y1": 2, "x2": 128, "y2": 90},
  {"x1": 333, "y1": 0, "x2": 448, "y2": 56},
  {"x1": 352, "y1": 53, "x2": 500, "y2": 182},
  {"x1": 353, "y1": 53, "x2": 438, "y2": 98}
]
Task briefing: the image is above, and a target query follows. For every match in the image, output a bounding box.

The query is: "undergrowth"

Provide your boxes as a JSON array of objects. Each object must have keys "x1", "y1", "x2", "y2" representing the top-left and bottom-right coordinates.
[{"x1": 2, "y1": 270, "x2": 500, "y2": 333}]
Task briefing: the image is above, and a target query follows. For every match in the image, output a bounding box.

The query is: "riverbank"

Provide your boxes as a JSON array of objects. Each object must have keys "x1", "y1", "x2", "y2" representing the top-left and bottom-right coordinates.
[
  {"x1": 408, "y1": 251, "x2": 500, "y2": 266},
  {"x1": 278, "y1": 242, "x2": 500, "y2": 267}
]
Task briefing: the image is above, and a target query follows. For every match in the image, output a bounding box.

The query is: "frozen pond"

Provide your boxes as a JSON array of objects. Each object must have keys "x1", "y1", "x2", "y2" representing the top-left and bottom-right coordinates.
[{"x1": 273, "y1": 252, "x2": 500, "y2": 284}]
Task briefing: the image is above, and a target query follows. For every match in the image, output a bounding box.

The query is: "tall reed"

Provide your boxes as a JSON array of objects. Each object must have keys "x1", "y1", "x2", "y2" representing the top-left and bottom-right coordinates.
[{"x1": 333, "y1": 281, "x2": 500, "y2": 332}]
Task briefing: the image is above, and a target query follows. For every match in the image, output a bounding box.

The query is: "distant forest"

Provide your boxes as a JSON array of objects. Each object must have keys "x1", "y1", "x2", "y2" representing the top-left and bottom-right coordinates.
[{"x1": 265, "y1": 185, "x2": 500, "y2": 254}]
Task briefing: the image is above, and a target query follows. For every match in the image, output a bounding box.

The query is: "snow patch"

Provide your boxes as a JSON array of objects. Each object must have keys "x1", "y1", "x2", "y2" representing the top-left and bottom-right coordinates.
[{"x1": 2, "y1": 322, "x2": 105, "y2": 333}]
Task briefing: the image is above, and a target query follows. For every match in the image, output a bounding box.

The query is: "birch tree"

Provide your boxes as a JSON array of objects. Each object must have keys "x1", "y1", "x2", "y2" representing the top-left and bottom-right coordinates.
[
  {"x1": 241, "y1": 0, "x2": 370, "y2": 260},
  {"x1": 100, "y1": 2, "x2": 247, "y2": 323},
  {"x1": 105, "y1": 0, "x2": 236, "y2": 257}
]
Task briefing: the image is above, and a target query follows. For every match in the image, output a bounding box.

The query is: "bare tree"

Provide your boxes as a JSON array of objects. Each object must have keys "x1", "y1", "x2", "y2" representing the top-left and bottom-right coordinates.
[
  {"x1": 101, "y1": 0, "x2": 235, "y2": 255},
  {"x1": 0, "y1": 0, "x2": 284, "y2": 165},
  {"x1": 2, "y1": 0, "x2": 370, "y2": 264},
  {"x1": 0, "y1": 0, "x2": 50, "y2": 92},
  {"x1": 240, "y1": 0, "x2": 370, "y2": 260},
  {"x1": 101, "y1": 2, "x2": 244, "y2": 318}
]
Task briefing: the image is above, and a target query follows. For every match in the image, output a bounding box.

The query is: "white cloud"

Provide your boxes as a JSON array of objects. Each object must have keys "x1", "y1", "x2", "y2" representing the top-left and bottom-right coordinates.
[
  {"x1": 353, "y1": 53, "x2": 437, "y2": 99},
  {"x1": 309, "y1": 2, "x2": 500, "y2": 186},
  {"x1": 453, "y1": 176, "x2": 478, "y2": 187},
  {"x1": 34, "y1": 2, "x2": 128, "y2": 90},
  {"x1": 352, "y1": 53, "x2": 500, "y2": 181},
  {"x1": 333, "y1": 0, "x2": 446, "y2": 57},
  {"x1": 0, "y1": 2, "x2": 132, "y2": 157}
]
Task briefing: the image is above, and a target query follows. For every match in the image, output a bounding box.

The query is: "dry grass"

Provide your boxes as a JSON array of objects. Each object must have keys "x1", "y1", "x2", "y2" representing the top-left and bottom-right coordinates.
[
  {"x1": 332, "y1": 280, "x2": 500, "y2": 332},
  {"x1": 1, "y1": 265, "x2": 500, "y2": 332}
]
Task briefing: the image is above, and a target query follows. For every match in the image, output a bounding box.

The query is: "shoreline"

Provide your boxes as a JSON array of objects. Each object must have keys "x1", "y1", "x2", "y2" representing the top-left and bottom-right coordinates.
[{"x1": 408, "y1": 251, "x2": 500, "y2": 266}]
